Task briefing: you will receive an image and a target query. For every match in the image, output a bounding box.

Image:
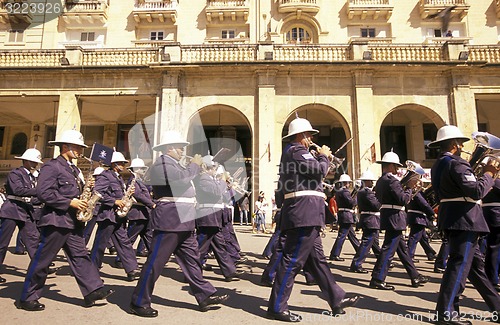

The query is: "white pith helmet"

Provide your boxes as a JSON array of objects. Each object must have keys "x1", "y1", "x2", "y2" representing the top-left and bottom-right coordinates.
[
  {"x1": 93, "y1": 166, "x2": 105, "y2": 176},
  {"x1": 283, "y1": 117, "x2": 319, "y2": 140},
  {"x1": 376, "y1": 151, "x2": 403, "y2": 166},
  {"x1": 153, "y1": 130, "x2": 189, "y2": 151},
  {"x1": 359, "y1": 170, "x2": 377, "y2": 181},
  {"x1": 129, "y1": 157, "x2": 146, "y2": 169},
  {"x1": 48, "y1": 129, "x2": 88, "y2": 148},
  {"x1": 111, "y1": 151, "x2": 128, "y2": 163},
  {"x1": 427, "y1": 125, "x2": 469, "y2": 148},
  {"x1": 202, "y1": 155, "x2": 216, "y2": 167},
  {"x1": 15, "y1": 148, "x2": 43, "y2": 164},
  {"x1": 338, "y1": 174, "x2": 352, "y2": 182}
]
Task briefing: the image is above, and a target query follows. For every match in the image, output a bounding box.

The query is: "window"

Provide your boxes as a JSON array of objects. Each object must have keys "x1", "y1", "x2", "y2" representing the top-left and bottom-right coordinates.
[
  {"x1": 361, "y1": 28, "x2": 375, "y2": 38},
  {"x1": 423, "y1": 124, "x2": 439, "y2": 160},
  {"x1": 150, "y1": 31, "x2": 164, "y2": 41},
  {"x1": 222, "y1": 30, "x2": 235, "y2": 39},
  {"x1": 429, "y1": 29, "x2": 442, "y2": 37},
  {"x1": 0, "y1": 127, "x2": 4, "y2": 147},
  {"x1": 80, "y1": 32, "x2": 95, "y2": 42},
  {"x1": 10, "y1": 132, "x2": 27, "y2": 155},
  {"x1": 286, "y1": 27, "x2": 311, "y2": 44},
  {"x1": 8, "y1": 30, "x2": 24, "y2": 43}
]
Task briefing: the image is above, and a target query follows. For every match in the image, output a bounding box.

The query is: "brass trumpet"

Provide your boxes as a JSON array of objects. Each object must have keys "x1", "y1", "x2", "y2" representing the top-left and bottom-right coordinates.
[
  {"x1": 308, "y1": 141, "x2": 345, "y2": 173},
  {"x1": 400, "y1": 160, "x2": 425, "y2": 198}
]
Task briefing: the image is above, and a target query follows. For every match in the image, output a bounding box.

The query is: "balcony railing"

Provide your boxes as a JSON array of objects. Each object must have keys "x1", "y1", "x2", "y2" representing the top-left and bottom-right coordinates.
[
  {"x1": 278, "y1": 0, "x2": 319, "y2": 14},
  {"x1": 1, "y1": 43, "x2": 500, "y2": 67},
  {"x1": 62, "y1": 0, "x2": 109, "y2": 24},
  {"x1": 206, "y1": 0, "x2": 249, "y2": 22},
  {"x1": 420, "y1": 0, "x2": 469, "y2": 19},
  {"x1": 133, "y1": 0, "x2": 178, "y2": 23},
  {"x1": 0, "y1": 1, "x2": 33, "y2": 24},
  {"x1": 346, "y1": 0, "x2": 393, "y2": 20}
]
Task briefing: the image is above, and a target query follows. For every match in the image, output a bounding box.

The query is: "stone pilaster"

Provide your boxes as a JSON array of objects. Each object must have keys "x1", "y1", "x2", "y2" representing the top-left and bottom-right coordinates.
[
  {"x1": 158, "y1": 71, "x2": 183, "y2": 144},
  {"x1": 54, "y1": 92, "x2": 81, "y2": 157},
  {"x1": 450, "y1": 71, "x2": 477, "y2": 152},
  {"x1": 352, "y1": 70, "x2": 377, "y2": 177},
  {"x1": 256, "y1": 69, "x2": 278, "y2": 221}
]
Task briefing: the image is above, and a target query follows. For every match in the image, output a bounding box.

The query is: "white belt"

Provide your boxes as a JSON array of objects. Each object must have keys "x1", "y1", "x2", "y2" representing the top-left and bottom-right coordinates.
[
  {"x1": 407, "y1": 209, "x2": 427, "y2": 216},
  {"x1": 360, "y1": 211, "x2": 380, "y2": 216},
  {"x1": 380, "y1": 204, "x2": 405, "y2": 211},
  {"x1": 158, "y1": 197, "x2": 196, "y2": 204},
  {"x1": 440, "y1": 197, "x2": 481, "y2": 205},
  {"x1": 338, "y1": 208, "x2": 354, "y2": 213},
  {"x1": 197, "y1": 203, "x2": 225, "y2": 209},
  {"x1": 482, "y1": 202, "x2": 500, "y2": 207},
  {"x1": 284, "y1": 191, "x2": 326, "y2": 200}
]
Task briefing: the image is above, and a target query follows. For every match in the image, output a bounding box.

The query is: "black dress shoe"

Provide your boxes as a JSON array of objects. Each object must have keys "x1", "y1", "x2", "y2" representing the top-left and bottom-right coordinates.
[
  {"x1": 202, "y1": 264, "x2": 213, "y2": 271},
  {"x1": 199, "y1": 294, "x2": 229, "y2": 312},
  {"x1": 113, "y1": 260, "x2": 124, "y2": 269},
  {"x1": 235, "y1": 256, "x2": 248, "y2": 265},
  {"x1": 260, "y1": 277, "x2": 273, "y2": 287},
  {"x1": 412, "y1": 259, "x2": 420, "y2": 263},
  {"x1": 225, "y1": 270, "x2": 244, "y2": 282},
  {"x1": 428, "y1": 255, "x2": 437, "y2": 261},
  {"x1": 329, "y1": 256, "x2": 345, "y2": 262},
  {"x1": 305, "y1": 279, "x2": 317, "y2": 286},
  {"x1": 411, "y1": 275, "x2": 429, "y2": 287},
  {"x1": 50, "y1": 262, "x2": 55, "y2": 267},
  {"x1": 16, "y1": 300, "x2": 45, "y2": 311},
  {"x1": 493, "y1": 284, "x2": 500, "y2": 292},
  {"x1": 108, "y1": 247, "x2": 117, "y2": 255},
  {"x1": 331, "y1": 295, "x2": 360, "y2": 316},
  {"x1": 369, "y1": 279, "x2": 395, "y2": 290},
  {"x1": 239, "y1": 252, "x2": 247, "y2": 257},
  {"x1": 83, "y1": 287, "x2": 115, "y2": 307},
  {"x1": 136, "y1": 250, "x2": 148, "y2": 257},
  {"x1": 129, "y1": 304, "x2": 158, "y2": 318},
  {"x1": 13, "y1": 250, "x2": 27, "y2": 255},
  {"x1": 267, "y1": 310, "x2": 302, "y2": 322},
  {"x1": 48, "y1": 266, "x2": 59, "y2": 275},
  {"x1": 349, "y1": 267, "x2": 369, "y2": 274},
  {"x1": 388, "y1": 262, "x2": 398, "y2": 269},
  {"x1": 127, "y1": 269, "x2": 141, "y2": 281},
  {"x1": 434, "y1": 266, "x2": 445, "y2": 273},
  {"x1": 0, "y1": 275, "x2": 6, "y2": 283}
]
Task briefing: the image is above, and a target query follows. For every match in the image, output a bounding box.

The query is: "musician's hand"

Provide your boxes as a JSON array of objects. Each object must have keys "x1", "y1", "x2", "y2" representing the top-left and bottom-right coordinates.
[
  {"x1": 70, "y1": 199, "x2": 88, "y2": 210},
  {"x1": 115, "y1": 199, "x2": 125, "y2": 209},
  {"x1": 191, "y1": 154, "x2": 203, "y2": 166},
  {"x1": 483, "y1": 161, "x2": 499, "y2": 178},
  {"x1": 317, "y1": 145, "x2": 332, "y2": 158}
]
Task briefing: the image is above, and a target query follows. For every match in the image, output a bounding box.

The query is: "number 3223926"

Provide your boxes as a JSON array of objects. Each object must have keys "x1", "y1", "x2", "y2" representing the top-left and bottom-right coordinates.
[{"x1": 5, "y1": 2, "x2": 62, "y2": 15}]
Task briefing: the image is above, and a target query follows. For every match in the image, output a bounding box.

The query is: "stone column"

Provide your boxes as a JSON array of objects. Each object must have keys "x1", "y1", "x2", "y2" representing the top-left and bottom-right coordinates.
[
  {"x1": 352, "y1": 70, "x2": 378, "y2": 177},
  {"x1": 54, "y1": 92, "x2": 81, "y2": 157},
  {"x1": 158, "y1": 71, "x2": 183, "y2": 141},
  {"x1": 255, "y1": 69, "x2": 278, "y2": 223},
  {"x1": 450, "y1": 71, "x2": 477, "y2": 152}
]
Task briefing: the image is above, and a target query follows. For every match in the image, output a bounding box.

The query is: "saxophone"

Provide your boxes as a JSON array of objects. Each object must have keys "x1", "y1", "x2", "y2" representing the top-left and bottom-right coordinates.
[
  {"x1": 116, "y1": 173, "x2": 136, "y2": 218},
  {"x1": 77, "y1": 169, "x2": 102, "y2": 222}
]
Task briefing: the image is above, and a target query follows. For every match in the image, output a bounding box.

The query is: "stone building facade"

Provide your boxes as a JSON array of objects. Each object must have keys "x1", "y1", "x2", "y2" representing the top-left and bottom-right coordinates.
[{"x1": 0, "y1": 0, "x2": 500, "y2": 218}]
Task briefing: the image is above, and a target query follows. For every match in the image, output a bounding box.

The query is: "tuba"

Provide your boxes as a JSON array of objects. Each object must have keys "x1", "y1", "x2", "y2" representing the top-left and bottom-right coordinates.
[
  {"x1": 466, "y1": 132, "x2": 500, "y2": 179},
  {"x1": 400, "y1": 160, "x2": 425, "y2": 198}
]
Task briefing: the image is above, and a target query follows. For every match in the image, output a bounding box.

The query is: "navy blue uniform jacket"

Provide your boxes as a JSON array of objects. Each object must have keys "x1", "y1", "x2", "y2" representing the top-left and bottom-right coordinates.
[
  {"x1": 374, "y1": 172, "x2": 413, "y2": 231},
  {"x1": 357, "y1": 187, "x2": 381, "y2": 229},
  {"x1": 0, "y1": 167, "x2": 38, "y2": 222},
  {"x1": 335, "y1": 188, "x2": 356, "y2": 224},
  {"x1": 407, "y1": 191, "x2": 435, "y2": 226}
]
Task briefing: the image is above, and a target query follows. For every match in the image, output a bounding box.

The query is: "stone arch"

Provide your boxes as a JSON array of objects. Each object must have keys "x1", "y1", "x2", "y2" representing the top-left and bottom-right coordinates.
[{"x1": 276, "y1": 13, "x2": 324, "y2": 44}]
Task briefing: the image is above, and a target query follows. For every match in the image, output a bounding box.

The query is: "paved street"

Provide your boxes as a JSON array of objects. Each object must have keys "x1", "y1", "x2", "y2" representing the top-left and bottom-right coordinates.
[{"x1": 0, "y1": 226, "x2": 495, "y2": 324}]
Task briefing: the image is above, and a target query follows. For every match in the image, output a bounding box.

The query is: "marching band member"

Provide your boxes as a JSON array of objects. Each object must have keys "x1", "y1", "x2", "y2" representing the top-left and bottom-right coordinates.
[
  {"x1": 429, "y1": 125, "x2": 500, "y2": 324},
  {"x1": 90, "y1": 151, "x2": 141, "y2": 281},
  {"x1": 267, "y1": 117, "x2": 359, "y2": 322},
  {"x1": 124, "y1": 157, "x2": 155, "y2": 256},
  {"x1": 329, "y1": 173, "x2": 360, "y2": 261},
  {"x1": 130, "y1": 131, "x2": 228, "y2": 317},
  {"x1": 349, "y1": 170, "x2": 381, "y2": 273},
  {"x1": 0, "y1": 148, "x2": 44, "y2": 283},
  {"x1": 406, "y1": 182, "x2": 437, "y2": 263},
  {"x1": 369, "y1": 151, "x2": 428, "y2": 290},
  {"x1": 18, "y1": 130, "x2": 113, "y2": 311},
  {"x1": 484, "y1": 179, "x2": 500, "y2": 291},
  {"x1": 195, "y1": 155, "x2": 241, "y2": 281}
]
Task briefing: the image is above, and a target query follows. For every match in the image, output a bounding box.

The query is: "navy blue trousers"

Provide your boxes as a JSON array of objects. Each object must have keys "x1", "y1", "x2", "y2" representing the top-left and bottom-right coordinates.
[
  {"x1": 197, "y1": 226, "x2": 236, "y2": 277},
  {"x1": 20, "y1": 226, "x2": 103, "y2": 302},
  {"x1": 351, "y1": 228, "x2": 380, "y2": 270},
  {"x1": 408, "y1": 224, "x2": 436, "y2": 259},
  {"x1": 0, "y1": 217, "x2": 39, "y2": 264},
  {"x1": 485, "y1": 226, "x2": 500, "y2": 285},
  {"x1": 268, "y1": 226, "x2": 346, "y2": 313},
  {"x1": 435, "y1": 237, "x2": 450, "y2": 270},
  {"x1": 436, "y1": 230, "x2": 500, "y2": 317},
  {"x1": 131, "y1": 230, "x2": 216, "y2": 307},
  {"x1": 330, "y1": 223, "x2": 360, "y2": 258}
]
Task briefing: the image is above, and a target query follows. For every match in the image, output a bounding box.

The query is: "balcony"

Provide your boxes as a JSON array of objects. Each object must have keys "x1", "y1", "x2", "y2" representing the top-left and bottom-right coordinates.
[
  {"x1": 346, "y1": 0, "x2": 393, "y2": 20},
  {"x1": 132, "y1": 0, "x2": 178, "y2": 24},
  {"x1": 419, "y1": 0, "x2": 469, "y2": 20},
  {"x1": 0, "y1": 0, "x2": 33, "y2": 24},
  {"x1": 277, "y1": 0, "x2": 319, "y2": 15},
  {"x1": 206, "y1": 0, "x2": 249, "y2": 23},
  {"x1": 61, "y1": 0, "x2": 109, "y2": 25}
]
